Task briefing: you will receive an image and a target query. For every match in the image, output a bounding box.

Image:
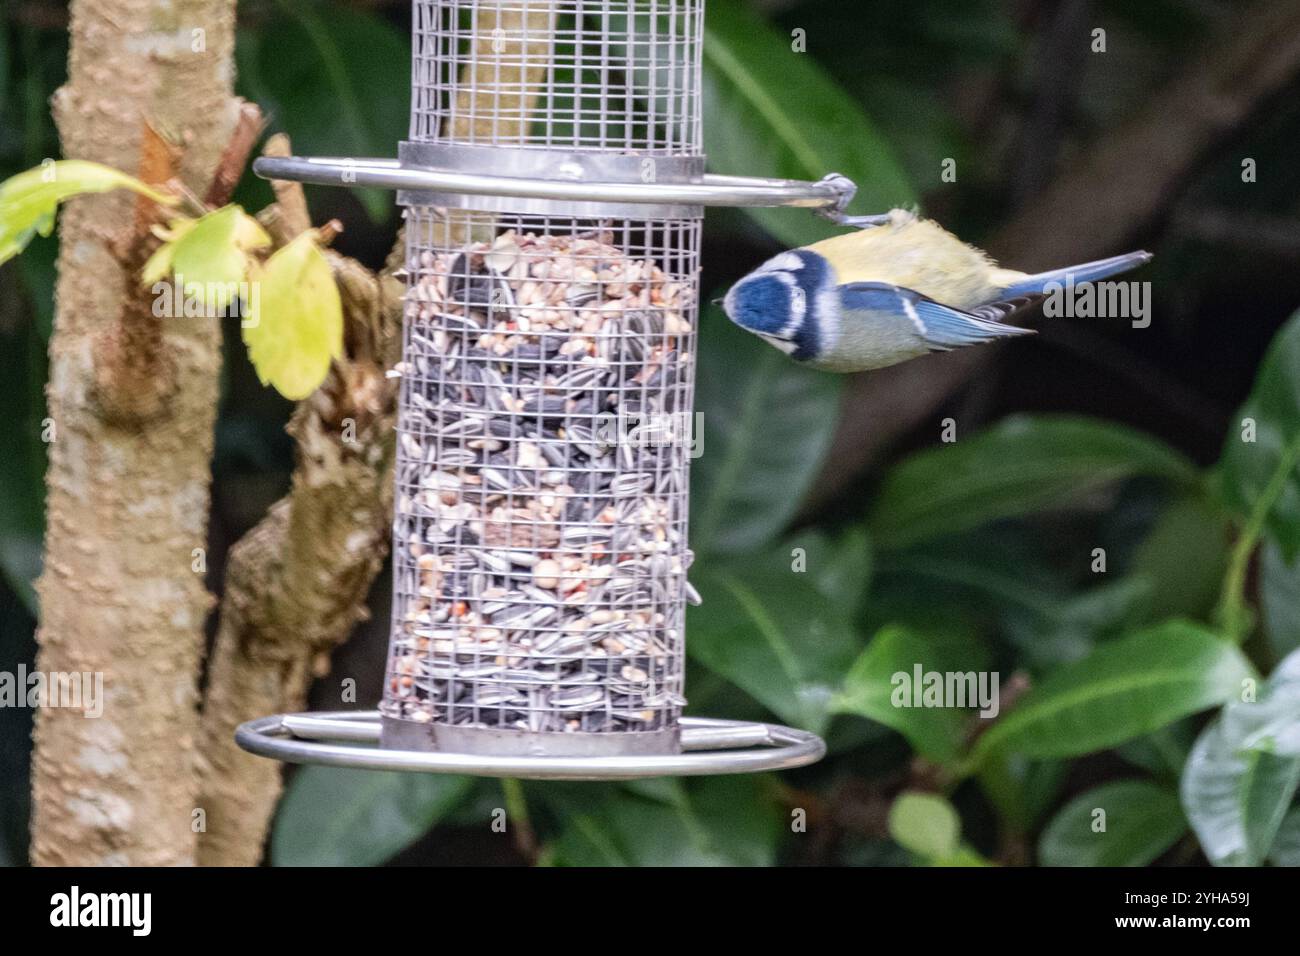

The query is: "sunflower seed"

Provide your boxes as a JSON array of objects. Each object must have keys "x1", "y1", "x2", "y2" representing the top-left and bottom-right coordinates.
[{"x1": 550, "y1": 687, "x2": 605, "y2": 710}]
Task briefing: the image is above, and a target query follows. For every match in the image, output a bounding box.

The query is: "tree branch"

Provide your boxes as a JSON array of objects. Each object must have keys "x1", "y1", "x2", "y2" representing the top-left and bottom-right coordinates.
[
  {"x1": 194, "y1": 241, "x2": 402, "y2": 865},
  {"x1": 204, "y1": 101, "x2": 266, "y2": 208}
]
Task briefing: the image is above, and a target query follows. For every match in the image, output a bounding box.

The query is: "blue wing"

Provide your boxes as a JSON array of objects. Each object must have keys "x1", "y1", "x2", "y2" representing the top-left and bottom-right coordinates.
[{"x1": 840, "y1": 282, "x2": 1037, "y2": 352}]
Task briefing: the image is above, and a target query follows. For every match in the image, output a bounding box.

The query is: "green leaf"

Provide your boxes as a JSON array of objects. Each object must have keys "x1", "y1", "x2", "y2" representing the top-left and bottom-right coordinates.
[
  {"x1": 834, "y1": 625, "x2": 989, "y2": 764},
  {"x1": 727, "y1": 527, "x2": 871, "y2": 615},
  {"x1": 1181, "y1": 651, "x2": 1300, "y2": 866},
  {"x1": 934, "y1": 846, "x2": 992, "y2": 867},
  {"x1": 143, "y1": 206, "x2": 270, "y2": 313},
  {"x1": 0, "y1": 159, "x2": 173, "y2": 265},
  {"x1": 868, "y1": 415, "x2": 1200, "y2": 551},
  {"x1": 877, "y1": 531, "x2": 1118, "y2": 670},
  {"x1": 1115, "y1": 720, "x2": 1196, "y2": 781},
  {"x1": 1260, "y1": 541, "x2": 1300, "y2": 658},
  {"x1": 272, "y1": 767, "x2": 472, "y2": 866},
  {"x1": 1220, "y1": 648, "x2": 1300, "y2": 756},
  {"x1": 976, "y1": 753, "x2": 1066, "y2": 833},
  {"x1": 889, "y1": 792, "x2": 960, "y2": 860},
  {"x1": 1218, "y1": 308, "x2": 1300, "y2": 560},
  {"x1": 1128, "y1": 494, "x2": 1230, "y2": 624},
  {"x1": 1181, "y1": 720, "x2": 1300, "y2": 867},
  {"x1": 548, "y1": 777, "x2": 780, "y2": 866},
  {"x1": 1039, "y1": 780, "x2": 1187, "y2": 867},
  {"x1": 784, "y1": 526, "x2": 872, "y2": 615},
  {"x1": 1269, "y1": 807, "x2": 1300, "y2": 865},
  {"x1": 688, "y1": 561, "x2": 862, "y2": 734},
  {"x1": 692, "y1": 305, "x2": 842, "y2": 555},
  {"x1": 243, "y1": 231, "x2": 344, "y2": 400},
  {"x1": 1005, "y1": 574, "x2": 1152, "y2": 669},
  {"x1": 972, "y1": 622, "x2": 1252, "y2": 763},
  {"x1": 702, "y1": 0, "x2": 915, "y2": 249}
]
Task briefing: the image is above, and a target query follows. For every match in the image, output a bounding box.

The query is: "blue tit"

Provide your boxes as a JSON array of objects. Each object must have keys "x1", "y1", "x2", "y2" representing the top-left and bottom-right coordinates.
[{"x1": 719, "y1": 209, "x2": 1152, "y2": 372}]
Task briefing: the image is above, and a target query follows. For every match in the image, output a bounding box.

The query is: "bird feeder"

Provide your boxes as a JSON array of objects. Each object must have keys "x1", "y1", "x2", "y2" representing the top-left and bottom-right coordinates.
[{"x1": 238, "y1": 0, "x2": 874, "y2": 780}]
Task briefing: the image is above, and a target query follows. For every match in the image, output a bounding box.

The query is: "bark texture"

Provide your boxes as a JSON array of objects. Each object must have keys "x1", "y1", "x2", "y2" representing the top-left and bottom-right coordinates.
[{"x1": 32, "y1": 0, "x2": 241, "y2": 866}]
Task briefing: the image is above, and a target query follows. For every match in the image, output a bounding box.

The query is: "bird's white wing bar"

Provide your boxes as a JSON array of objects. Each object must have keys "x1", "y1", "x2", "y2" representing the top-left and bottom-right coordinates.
[{"x1": 899, "y1": 293, "x2": 927, "y2": 337}]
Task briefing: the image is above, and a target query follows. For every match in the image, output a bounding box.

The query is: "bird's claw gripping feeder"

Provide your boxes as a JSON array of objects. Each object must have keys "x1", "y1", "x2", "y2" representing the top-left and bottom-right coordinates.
[{"x1": 238, "y1": 0, "x2": 868, "y2": 780}]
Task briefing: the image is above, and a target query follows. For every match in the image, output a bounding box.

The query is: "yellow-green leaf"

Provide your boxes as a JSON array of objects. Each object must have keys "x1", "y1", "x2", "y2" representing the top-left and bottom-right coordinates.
[
  {"x1": 141, "y1": 218, "x2": 199, "y2": 285},
  {"x1": 142, "y1": 206, "x2": 270, "y2": 313},
  {"x1": 0, "y1": 159, "x2": 175, "y2": 265},
  {"x1": 887, "y1": 792, "x2": 991, "y2": 866},
  {"x1": 889, "y1": 792, "x2": 961, "y2": 860},
  {"x1": 243, "y1": 232, "x2": 343, "y2": 400}
]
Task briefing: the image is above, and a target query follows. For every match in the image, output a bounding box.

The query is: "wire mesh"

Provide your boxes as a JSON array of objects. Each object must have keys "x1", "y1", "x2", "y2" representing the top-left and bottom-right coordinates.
[
  {"x1": 384, "y1": 210, "x2": 700, "y2": 749},
  {"x1": 411, "y1": 0, "x2": 705, "y2": 153},
  {"x1": 387, "y1": 1, "x2": 703, "y2": 755}
]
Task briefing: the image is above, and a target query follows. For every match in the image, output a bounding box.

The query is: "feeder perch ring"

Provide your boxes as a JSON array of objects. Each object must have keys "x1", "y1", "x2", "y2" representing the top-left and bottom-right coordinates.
[
  {"x1": 252, "y1": 155, "x2": 872, "y2": 224},
  {"x1": 236, "y1": 711, "x2": 826, "y2": 781}
]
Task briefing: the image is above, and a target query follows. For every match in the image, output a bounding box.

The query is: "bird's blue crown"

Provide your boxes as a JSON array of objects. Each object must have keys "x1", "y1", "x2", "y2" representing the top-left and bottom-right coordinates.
[
  {"x1": 722, "y1": 250, "x2": 830, "y2": 359},
  {"x1": 727, "y1": 274, "x2": 795, "y2": 335}
]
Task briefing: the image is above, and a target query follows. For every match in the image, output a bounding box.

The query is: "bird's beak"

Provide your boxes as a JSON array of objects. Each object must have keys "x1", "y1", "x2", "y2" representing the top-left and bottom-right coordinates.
[{"x1": 711, "y1": 297, "x2": 724, "y2": 307}]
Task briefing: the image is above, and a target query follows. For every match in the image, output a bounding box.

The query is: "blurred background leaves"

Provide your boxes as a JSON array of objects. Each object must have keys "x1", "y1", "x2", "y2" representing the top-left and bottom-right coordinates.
[
  {"x1": 1038, "y1": 779, "x2": 1187, "y2": 867},
  {"x1": 691, "y1": 305, "x2": 843, "y2": 554},
  {"x1": 702, "y1": 0, "x2": 915, "y2": 247},
  {"x1": 4, "y1": 0, "x2": 1300, "y2": 866}
]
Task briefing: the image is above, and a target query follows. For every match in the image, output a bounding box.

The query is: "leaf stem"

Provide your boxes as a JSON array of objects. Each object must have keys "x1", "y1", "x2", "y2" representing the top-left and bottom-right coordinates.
[
  {"x1": 1217, "y1": 433, "x2": 1300, "y2": 642},
  {"x1": 500, "y1": 777, "x2": 538, "y2": 863}
]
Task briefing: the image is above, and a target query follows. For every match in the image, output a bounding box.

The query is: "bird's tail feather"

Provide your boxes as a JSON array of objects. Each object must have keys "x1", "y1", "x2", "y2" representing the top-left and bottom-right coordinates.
[{"x1": 998, "y1": 251, "x2": 1152, "y2": 297}]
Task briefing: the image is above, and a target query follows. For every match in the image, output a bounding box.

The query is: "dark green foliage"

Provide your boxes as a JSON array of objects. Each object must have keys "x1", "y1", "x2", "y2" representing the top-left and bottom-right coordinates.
[
  {"x1": 1039, "y1": 780, "x2": 1187, "y2": 867},
  {"x1": 4, "y1": 0, "x2": 1300, "y2": 868}
]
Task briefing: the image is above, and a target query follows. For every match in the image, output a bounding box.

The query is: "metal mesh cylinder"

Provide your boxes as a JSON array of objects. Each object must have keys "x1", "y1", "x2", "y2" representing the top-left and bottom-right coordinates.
[
  {"x1": 411, "y1": 0, "x2": 704, "y2": 153},
  {"x1": 383, "y1": 1, "x2": 704, "y2": 756}
]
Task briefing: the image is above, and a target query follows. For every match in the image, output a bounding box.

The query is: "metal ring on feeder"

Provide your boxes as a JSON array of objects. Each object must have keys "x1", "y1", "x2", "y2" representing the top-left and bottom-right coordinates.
[
  {"x1": 236, "y1": 711, "x2": 826, "y2": 780},
  {"x1": 252, "y1": 155, "x2": 875, "y2": 224}
]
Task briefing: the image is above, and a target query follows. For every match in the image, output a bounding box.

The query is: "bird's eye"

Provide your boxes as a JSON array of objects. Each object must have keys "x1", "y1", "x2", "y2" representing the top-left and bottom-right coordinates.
[{"x1": 790, "y1": 286, "x2": 806, "y2": 312}]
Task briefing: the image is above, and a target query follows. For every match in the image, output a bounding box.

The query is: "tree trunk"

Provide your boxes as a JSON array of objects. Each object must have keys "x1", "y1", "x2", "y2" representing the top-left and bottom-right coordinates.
[{"x1": 31, "y1": 0, "x2": 241, "y2": 866}]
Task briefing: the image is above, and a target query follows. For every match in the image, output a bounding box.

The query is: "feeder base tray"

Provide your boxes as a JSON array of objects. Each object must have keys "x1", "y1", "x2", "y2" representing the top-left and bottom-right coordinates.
[{"x1": 235, "y1": 711, "x2": 825, "y2": 780}]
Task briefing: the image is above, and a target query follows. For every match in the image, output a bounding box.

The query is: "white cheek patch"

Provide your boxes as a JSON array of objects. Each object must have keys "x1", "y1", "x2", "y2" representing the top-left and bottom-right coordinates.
[
  {"x1": 758, "y1": 332, "x2": 798, "y2": 355},
  {"x1": 780, "y1": 286, "x2": 806, "y2": 339},
  {"x1": 765, "y1": 272, "x2": 806, "y2": 340},
  {"x1": 755, "y1": 252, "x2": 805, "y2": 274}
]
